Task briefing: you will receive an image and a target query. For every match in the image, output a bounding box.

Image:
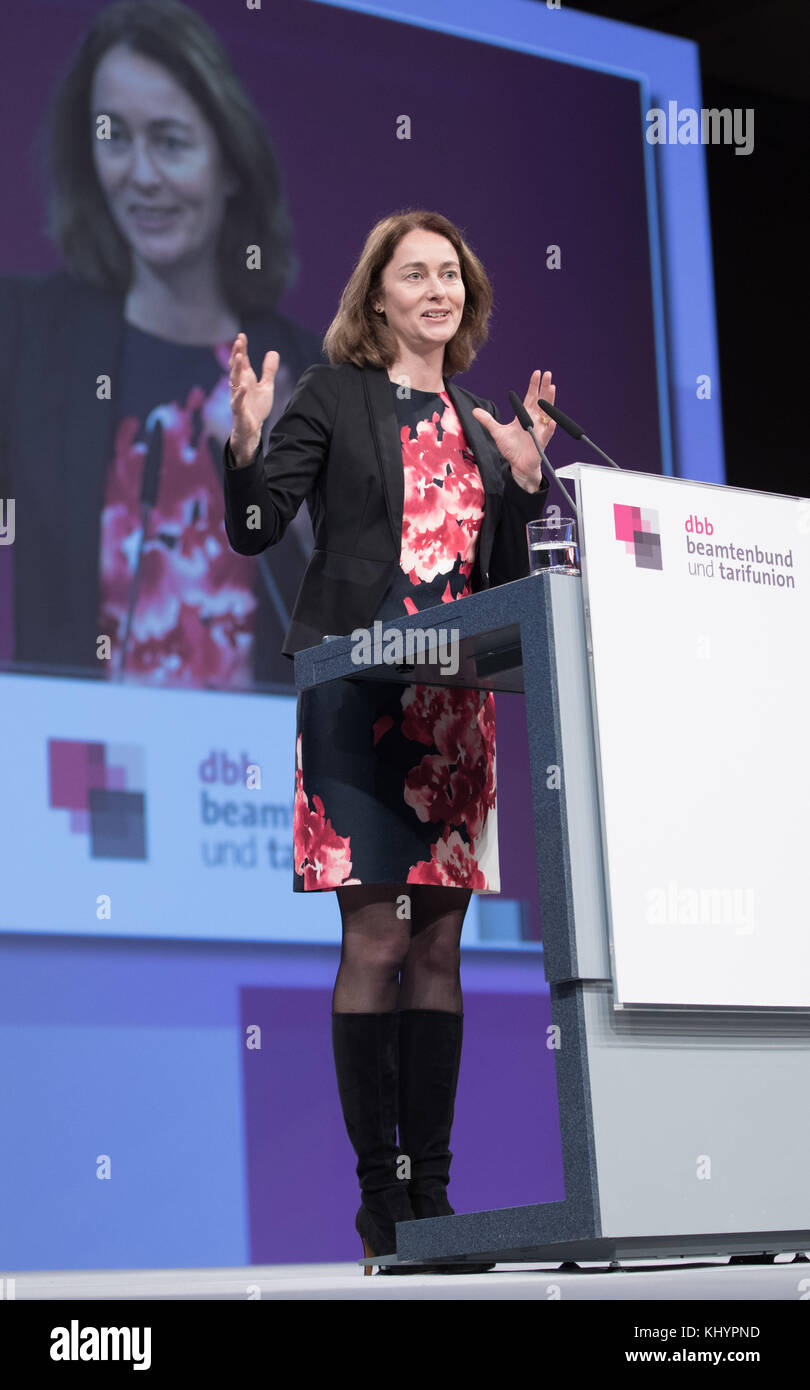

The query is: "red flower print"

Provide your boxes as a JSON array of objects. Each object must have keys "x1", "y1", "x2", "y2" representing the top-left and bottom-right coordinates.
[
  {"x1": 400, "y1": 685, "x2": 496, "y2": 840},
  {"x1": 441, "y1": 447, "x2": 486, "y2": 521},
  {"x1": 408, "y1": 830, "x2": 489, "y2": 889},
  {"x1": 404, "y1": 754, "x2": 459, "y2": 826},
  {"x1": 99, "y1": 381, "x2": 260, "y2": 686},
  {"x1": 294, "y1": 735, "x2": 359, "y2": 889},
  {"x1": 398, "y1": 401, "x2": 484, "y2": 585},
  {"x1": 372, "y1": 715, "x2": 394, "y2": 745},
  {"x1": 400, "y1": 684, "x2": 457, "y2": 746},
  {"x1": 404, "y1": 750, "x2": 493, "y2": 840}
]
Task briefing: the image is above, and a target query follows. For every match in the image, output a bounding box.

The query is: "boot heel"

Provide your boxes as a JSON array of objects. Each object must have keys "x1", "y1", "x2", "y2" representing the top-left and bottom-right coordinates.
[{"x1": 333, "y1": 1012, "x2": 412, "y2": 1277}]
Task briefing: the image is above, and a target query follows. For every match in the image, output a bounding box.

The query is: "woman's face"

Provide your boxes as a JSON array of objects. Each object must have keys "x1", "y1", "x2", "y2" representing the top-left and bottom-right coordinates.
[
  {"x1": 91, "y1": 43, "x2": 238, "y2": 272},
  {"x1": 375, "y1": 229, "x2": 466, "y2": 361}
]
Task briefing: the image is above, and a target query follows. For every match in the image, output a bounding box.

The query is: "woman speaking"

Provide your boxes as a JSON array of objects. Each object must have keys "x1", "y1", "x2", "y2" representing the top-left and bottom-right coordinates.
[{"x1": 224, "y1": 209, "x2": 557, "y2": 1275}]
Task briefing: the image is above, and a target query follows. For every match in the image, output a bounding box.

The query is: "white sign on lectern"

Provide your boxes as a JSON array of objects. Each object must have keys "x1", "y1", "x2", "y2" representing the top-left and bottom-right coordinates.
[{"x1": 558, "y1": 463, "x2": 810, "y2": 1009}]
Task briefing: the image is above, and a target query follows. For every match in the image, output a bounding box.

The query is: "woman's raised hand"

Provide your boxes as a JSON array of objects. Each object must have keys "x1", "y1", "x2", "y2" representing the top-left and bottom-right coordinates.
[
  {"x1": 228, "y1": 332, "x2": 280, "y2": 466},
  {"x1": 472, "y1": 369, "x2": 557, "y2": 492}
]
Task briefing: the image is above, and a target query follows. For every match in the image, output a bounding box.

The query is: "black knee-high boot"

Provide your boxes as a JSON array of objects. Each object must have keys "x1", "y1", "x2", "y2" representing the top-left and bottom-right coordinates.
[
  {"x1": 331, "y1": 1010, "x2": 420, "y2": 1275},
  {"x1": 397, "y1": 1008, "x2": 495, "y2": 1273},
  {"x1": 396, "y1": 1008, "x2": 463, "y2": 1218}
]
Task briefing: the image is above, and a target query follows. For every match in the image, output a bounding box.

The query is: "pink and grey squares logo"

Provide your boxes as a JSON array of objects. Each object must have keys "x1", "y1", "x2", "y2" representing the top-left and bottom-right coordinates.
[
  {"x1": 48, "y1": 740, "x2": 147, "y2": 859},
  {"x1": 614, "y1": 503, "x2": 662, "y2": 570}
]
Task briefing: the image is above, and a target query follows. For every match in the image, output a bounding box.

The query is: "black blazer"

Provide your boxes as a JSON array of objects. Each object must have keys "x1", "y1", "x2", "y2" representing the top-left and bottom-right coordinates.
[{"x1": 223, "y1": 361, "x2": 550, "y2": 656}]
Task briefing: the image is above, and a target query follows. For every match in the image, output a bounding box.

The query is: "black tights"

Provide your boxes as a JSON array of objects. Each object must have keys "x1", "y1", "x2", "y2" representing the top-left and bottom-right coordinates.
[{"x1": 332, "y1": 883, "x2": 471, "y2": 1014}]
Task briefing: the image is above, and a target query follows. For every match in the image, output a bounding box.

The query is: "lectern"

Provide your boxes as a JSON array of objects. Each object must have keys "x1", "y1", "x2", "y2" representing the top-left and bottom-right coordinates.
[{"x1": 294, "y1": 463, "x2": 810, "y2": 1269}]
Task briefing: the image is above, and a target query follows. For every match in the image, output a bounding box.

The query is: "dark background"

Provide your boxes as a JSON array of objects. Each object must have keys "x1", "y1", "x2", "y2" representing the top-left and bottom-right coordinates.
[{"x1": 571, "y1": 0, "x2": 808, "y2": 498}]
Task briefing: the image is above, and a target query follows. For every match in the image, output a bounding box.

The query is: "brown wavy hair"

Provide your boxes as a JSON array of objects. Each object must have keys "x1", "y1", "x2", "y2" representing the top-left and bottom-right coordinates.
[
  {"x1": 35, "y1": 0, "x2": 297, "y2": 314},
  {"x1": 323, "y1": 210, "x2": 493, "y2": 377}
]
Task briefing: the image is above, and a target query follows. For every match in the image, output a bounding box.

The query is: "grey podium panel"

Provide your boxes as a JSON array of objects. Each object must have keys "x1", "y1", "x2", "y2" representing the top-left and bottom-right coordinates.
[
  {"x1": 586, "y1": 987, "x2": 810, "y2": 1238},
  {"x1": 295, "y1": 575, "x2": 810, "y2": 1268},
  {"x1": 392, "y1": 986, "x2": 810, "y2": 1268},
  {"x1": 532, "y1": 579, "x2": 610, "y2": 984}
]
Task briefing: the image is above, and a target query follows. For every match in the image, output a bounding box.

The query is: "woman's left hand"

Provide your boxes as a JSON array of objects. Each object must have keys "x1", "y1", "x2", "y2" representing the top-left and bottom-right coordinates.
[{"x1": 472, "y1": 369, "x2": 557, "y2": 492}]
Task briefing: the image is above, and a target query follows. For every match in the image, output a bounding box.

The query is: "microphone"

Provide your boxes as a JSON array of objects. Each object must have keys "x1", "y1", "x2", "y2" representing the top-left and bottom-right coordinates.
[
  {"x1": 115, "y1": 416, "x2": 163, "y2": 680},
  {"x1": 507, "y1": 391, "x2": 579, "y2": 520},
  {"x1": 538, "y1": 398, "x2": 622, "y2": 470}
]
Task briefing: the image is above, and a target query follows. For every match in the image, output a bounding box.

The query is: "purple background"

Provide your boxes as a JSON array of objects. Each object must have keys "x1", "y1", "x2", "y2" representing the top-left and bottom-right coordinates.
[
  {"x1": 0, "y1": 0, "x2": 664, "y2": 1267},
  {"x1": 243, "y1": 985, "x2": 562, "y2": 1263},
  {"x1": 0, "y1": 0, "x2": 665, "y2": 493}
]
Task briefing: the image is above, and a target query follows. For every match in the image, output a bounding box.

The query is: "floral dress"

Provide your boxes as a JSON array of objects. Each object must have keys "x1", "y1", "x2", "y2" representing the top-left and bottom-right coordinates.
[
  {"x1": 96, "y1": 320, "x2": 307, "y2": 689},
  {"x1": 293, "y1": 383, "x2": 498, "y2": 893}
]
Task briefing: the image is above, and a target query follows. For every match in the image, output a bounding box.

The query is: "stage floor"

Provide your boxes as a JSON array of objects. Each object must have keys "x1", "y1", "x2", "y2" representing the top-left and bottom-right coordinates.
[{"x1": 5, "y1": 1254, "x2": 809, "y2": 1300}]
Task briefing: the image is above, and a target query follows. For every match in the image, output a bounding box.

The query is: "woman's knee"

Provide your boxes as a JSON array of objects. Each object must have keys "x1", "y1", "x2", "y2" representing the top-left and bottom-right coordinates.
[
  {"x1": 339, "y1": 924, "x2": 411, "y2": 975},
  {"x1": 404, "y1": 928, "x2": 462, "y2": 979}
]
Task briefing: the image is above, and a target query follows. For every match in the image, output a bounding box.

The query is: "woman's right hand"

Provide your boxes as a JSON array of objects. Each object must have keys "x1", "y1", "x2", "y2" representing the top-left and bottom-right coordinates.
[{"x1": 228, "y1": 332, "x2": 280, "y2": 466}]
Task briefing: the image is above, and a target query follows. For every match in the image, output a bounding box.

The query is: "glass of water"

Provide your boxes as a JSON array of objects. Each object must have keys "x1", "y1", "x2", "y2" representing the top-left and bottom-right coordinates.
[{"x1": 527, "y1": 517, "x2": 580, "y2": 575}]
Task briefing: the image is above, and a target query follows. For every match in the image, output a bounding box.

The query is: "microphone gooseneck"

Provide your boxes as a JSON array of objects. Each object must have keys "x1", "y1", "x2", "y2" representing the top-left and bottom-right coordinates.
[
  {"x1": 507, "y1": 390, "x2": 579, "y2": 520},
  {"x1": 538, "y1": 398, "x2": 622, "y2": 470}
]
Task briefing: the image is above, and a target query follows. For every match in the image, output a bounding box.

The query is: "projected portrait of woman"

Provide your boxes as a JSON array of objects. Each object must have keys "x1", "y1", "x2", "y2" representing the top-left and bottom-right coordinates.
[{"x1": 0, "y1": 0, "x2": 322, "y2": 689}]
